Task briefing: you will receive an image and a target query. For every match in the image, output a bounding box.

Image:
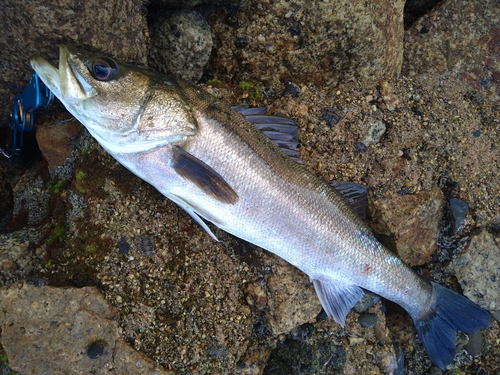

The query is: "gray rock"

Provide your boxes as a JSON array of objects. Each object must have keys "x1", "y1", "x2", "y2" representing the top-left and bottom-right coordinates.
[
  {"x1": 446, "y1": 230, "x2": 500, "y2": 320},
  {"x1": 149, "y1": 10, "x2": 213, "y2": 82},
  {"x1": 0, "y1": 282, "x2": 173, "y2": 375}
]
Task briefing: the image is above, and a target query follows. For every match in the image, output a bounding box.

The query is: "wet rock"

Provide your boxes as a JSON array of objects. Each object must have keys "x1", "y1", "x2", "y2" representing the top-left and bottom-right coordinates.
[
  {"x1": 0, "y1": 0, "x2": 149, "y2": 126},
  {"x1": 149, "y1": 10, "x2": 213, "y2": 82},
  {"x1": 404, "y1": 0, "x2": 500, "y2": 102},
  {"x1": 0, "y1": 282, "x2": 172, "y2": 375},
  {"x1": 369, "y1": 188, "x2": 444, "y2": 266},
  {"x1": 210, "y1": 0, "x2": 405, "y2": 85},
  {"x1": 446, "y1": 230, "x2": 500, "y2": 320}
]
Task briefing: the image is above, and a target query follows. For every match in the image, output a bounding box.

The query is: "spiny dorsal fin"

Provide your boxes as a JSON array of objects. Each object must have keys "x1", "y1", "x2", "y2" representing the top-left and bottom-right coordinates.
[
  {"x1": 312, "y1": 279, "x2": 364, "y2": 326},
  {"x1": 172, "y1": 146, "x2": 238, "y2": 204},
  {"x1": 232, "y1": 106, "x2": 301, "y2": 163}
]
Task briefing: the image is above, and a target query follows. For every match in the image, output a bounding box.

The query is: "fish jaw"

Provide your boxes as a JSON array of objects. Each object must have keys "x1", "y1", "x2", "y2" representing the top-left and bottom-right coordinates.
[{"x1": 30, "y1": 45, "x2": 96, "y2": 101}]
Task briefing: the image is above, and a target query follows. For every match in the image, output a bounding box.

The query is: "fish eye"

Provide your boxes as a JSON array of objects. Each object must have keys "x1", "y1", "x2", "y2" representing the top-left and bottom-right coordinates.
[{"x1": 91, "y1": 58, "x2": 118, "y2": 81}]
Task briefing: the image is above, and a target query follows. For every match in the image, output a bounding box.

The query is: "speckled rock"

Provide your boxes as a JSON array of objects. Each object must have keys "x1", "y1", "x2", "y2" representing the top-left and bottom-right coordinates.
[
  {"x1": 368, "y1": 188, "x2": 444, "y2": 266},
  {"x1": 151, "y1": 0, "x2": 244, "y2": 7},
  {"x1": 404, "y1": 0, "x2": 500, "y2": 102},
  {"x1": 12, "y1": 172, "x2": 50, "y2": 226},
  {"x1": 447, "y1": 230, "x2": 500, "y2": 320},
  {"x1": 149, "y1": 9, "x2": 213, "y2": 82},
  {"x1": 0, "y1": 238, "x2": 34, "y2": 287},
  {"x1": 0, "y1": 0, "x2": 149, "y2": 127},
  {"x1": 0, "y1": 282, "x2": 172, "y2": 375},
  {"x1": 210, "y1": 0, "x2": 405, "y2": 86}
]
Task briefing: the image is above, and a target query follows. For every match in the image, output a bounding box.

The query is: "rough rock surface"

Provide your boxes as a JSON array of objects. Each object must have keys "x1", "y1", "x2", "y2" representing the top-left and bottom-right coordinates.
[
  {"x1": 368, "y1": 187, "x2": 444, "y2": 266},
  {"x1": 404, "y1": 0, "x2": 500, "y2": 102},
  {"x1": 0, "y1": 282, "x2": 172, "y2": 375},
  {"x1": 0, "y1": 0, "x2": 149, "y2": 127},
  {"x1": 0, "y1": 0, "x2": 499, "y2": 374},
  {"x1": 209, "y1": 0, "x2": 405, "y2": 85},
  {"x1": 149, "y1": 9, "x2": 213, "y2": 82},
  {"x1": 447, "y1": 230, "x2": 500, "y2": 320}
]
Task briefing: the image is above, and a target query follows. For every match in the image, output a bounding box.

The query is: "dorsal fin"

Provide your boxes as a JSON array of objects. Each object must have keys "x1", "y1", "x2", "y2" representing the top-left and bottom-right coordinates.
[{"x1": 232, "y1": 106, "x2": 301, "y2": 163}]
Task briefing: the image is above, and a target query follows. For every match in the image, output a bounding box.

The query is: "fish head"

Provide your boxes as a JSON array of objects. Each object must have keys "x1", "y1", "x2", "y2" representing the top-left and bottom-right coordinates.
[{"x1": 30, "y1": 45, "x2": 198, "y2": 154}]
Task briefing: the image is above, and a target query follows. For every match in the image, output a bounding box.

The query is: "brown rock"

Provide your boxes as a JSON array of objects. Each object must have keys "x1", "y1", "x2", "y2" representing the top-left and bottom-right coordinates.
[
  {"x1": 262, "y1": 253, "x2": 322, "y2": 335},
  {"x1": 245, "y1": 281, "x2": 268, "y2": 310},
  {"x1": 0, "y1": 282, "x2": 172, "y2": 375},
  {"x1": 368, "y1": 188, "x2": 444, "y2": 266},
  {"x1": 404, "y1": 0, "x2": 500, "y2": 102},
  {"x1": 35, "y1": 115, "x2": 81, "y2": 169}
]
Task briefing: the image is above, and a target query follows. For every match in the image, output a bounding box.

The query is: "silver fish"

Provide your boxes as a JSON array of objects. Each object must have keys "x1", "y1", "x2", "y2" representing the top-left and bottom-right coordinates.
[{"x1": 31, "y1": 45, "x2": 490, "y2": 370}]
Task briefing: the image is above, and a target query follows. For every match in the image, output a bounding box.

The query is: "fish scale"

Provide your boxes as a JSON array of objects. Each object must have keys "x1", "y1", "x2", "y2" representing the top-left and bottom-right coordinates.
[{"x1": 30, "y1": 44, "x2": 491, "y2": 371}]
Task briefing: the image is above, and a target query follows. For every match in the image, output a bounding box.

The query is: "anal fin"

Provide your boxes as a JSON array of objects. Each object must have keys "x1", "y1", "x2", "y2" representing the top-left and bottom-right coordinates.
[{"x1": 312, "y1": 279, "x2": 364, "y2": 326}]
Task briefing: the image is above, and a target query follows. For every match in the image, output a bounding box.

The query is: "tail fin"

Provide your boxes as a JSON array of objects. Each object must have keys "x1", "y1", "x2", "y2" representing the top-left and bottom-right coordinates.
[{"x1": 413, "y1": 282, "x2": 491, "y2": 370}]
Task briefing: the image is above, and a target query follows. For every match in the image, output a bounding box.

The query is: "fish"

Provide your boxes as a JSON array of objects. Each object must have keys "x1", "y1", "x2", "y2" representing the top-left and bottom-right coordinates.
[{"x1": 31, "y1": 45, "x2": 491, "y2": 370}]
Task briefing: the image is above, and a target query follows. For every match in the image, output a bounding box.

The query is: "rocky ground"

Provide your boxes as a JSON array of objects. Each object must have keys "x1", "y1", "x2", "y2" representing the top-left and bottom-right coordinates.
[{"x1": 1, "y1": 0, "x2": 499, "y2": 374}]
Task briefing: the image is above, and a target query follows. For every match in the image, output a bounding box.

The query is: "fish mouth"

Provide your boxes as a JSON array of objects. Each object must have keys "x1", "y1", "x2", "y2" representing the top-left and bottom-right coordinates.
[{"x1": 30, "y1": 45, "x2": 96, "y2": 101}]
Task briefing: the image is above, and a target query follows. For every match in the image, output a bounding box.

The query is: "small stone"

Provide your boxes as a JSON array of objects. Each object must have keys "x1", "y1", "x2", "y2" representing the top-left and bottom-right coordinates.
[{"x1": 358, "y1": 313, "x2": 378, "y2": 328}]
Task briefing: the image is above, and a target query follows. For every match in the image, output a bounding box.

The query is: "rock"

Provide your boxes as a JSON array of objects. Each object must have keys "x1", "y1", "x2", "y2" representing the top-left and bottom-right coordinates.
[
  {"x1": 368, "y1": 188, "x2": 444, "y2": 266},
  {"x1": 404, "y1": 0, "x2": 500, "y2": 102},
  {"x1": 262, "y1": 253, "x2": 322, "y2": 335},
  {"x1": 35, "y1": 114, "x2": 81, "y2": 171},
  {"x1": 0, "y1": 0, "x2": 149, "y2": 127},
  {"x1": 0, "y1": 238, "x2": 34, "y2": 287},
  {"x1": 446, "y1": 230, "x2": 500, "y2": 320},
  {"x1": 149, "y1": 10, "x2": 213, "y2": 82},
  {"x1": 448, "y1": 197, "x2": 469, "y2": 233},
  {"x1": 0, "y1": 282, "x2": 172, "y2": 375},
  {"x1": 210, "y1": 0, "x2": 405, "y2": 85},
  {"x1": 12, "y1": 172, "x2": 50, "y2": 226}
]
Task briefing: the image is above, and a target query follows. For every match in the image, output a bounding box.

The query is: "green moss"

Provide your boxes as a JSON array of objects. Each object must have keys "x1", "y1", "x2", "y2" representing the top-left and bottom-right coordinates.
[
  {"x1": 75, "y1": 170, "x2": 86, "y2": 193},
  {"x1": 237, "y1": 81, "x2": 263, "y2": 101},
  {"x1": 85, "y1": 245, "x2": 96, "y2": 253},
  {"x1": 46, "y1": 179, "x2": 66, "y2": 195},
  {"x1": 47, "y1": 225, "x2": 66, "y2": 246},
  {"x1": 206, "y1": 78, "x2": 222, "y2": 85}
]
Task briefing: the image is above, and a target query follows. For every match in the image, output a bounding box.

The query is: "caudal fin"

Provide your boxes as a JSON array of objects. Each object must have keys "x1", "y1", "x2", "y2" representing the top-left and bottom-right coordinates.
[{"x1": 413, "y1": 282, "x2": 491, "y2": 370}]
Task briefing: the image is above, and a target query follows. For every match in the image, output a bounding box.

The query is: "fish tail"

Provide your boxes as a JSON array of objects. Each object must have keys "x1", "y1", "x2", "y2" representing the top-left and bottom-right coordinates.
[{"x1": 412, "y1": 281, "x2": 491, "y2": 370}]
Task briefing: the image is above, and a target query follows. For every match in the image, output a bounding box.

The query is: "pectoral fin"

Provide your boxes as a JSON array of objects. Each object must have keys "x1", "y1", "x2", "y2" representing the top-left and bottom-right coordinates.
[
  {"x1": 172, "y1": 146, "x2": 238, "y2": 204},
  {"x1": 312, "y1": 279, "x2": 364, "y2": 326}
]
